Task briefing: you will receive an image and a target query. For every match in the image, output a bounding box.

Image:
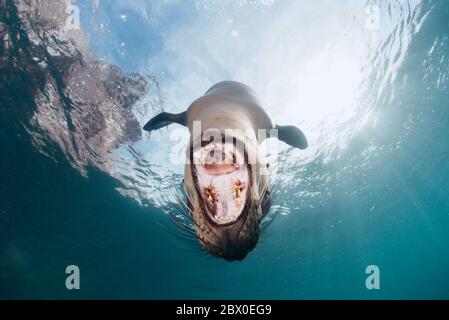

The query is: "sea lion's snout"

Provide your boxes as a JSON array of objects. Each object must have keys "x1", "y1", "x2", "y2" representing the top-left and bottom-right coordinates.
[{"x1": 188, "y1": 140, "x2": 264, "y2": 260}]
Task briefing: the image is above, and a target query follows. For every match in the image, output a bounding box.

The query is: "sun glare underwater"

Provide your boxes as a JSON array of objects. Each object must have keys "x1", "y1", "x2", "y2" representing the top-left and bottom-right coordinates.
[{"x1": 1, "y1": 0, "x2": 449, "y2": 299}]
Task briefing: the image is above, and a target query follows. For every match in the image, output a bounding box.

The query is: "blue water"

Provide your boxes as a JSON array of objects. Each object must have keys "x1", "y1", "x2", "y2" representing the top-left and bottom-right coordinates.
[{"x1": 1, "y1": 0, "x2": 449, "y2": 299}]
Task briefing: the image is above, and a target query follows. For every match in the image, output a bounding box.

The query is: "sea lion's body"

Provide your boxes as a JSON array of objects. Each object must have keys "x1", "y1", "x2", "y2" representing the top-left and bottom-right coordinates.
[
  {"x1": 144, "y1": 81, "x2": 307, "y2": 260},
  {"x1": 185, "y1": 81, "x2": 273, "y2": 135}
]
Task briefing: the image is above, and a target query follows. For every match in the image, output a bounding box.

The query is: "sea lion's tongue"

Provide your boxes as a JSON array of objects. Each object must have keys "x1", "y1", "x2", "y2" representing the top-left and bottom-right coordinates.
[{"x1": 204, "y1": 163, "x2": 237, "y2": 175}]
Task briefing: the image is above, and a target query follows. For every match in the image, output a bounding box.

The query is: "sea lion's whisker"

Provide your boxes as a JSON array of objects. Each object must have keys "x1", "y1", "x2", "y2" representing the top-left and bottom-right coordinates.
[
  {"x1": 167, "y1": 215, "x2": 195, "y2": 235},
  {"x1": 165, "y1": 201, "x2": 193, "y2": 226},
  {"x1": 156, "y1": 221, "x2": 196, "y2": 245},
  {"x1": 159, "y1": 187, "x2": 193, "y2": 230},
  {"x1": 261, "y1": 215, "x2": 277, "y2": 231},
  {"x1": 169, "y1": 179, "x2": 194, "y2": 217},
  {"x1": 173, "y1": 193, "x2": 193, "y2": 218},
  {"x1": 164, "y1": 201, "x2": 189, "y2": 221},
  {"x1": 163, "y1": 216, "x2": 208, "y2": 251},
  {"x1": 181, "y1": 185, "x2": 195, "y2": 215},
  {"x1": 163, "y1": 202, "x2": 195, "y2": 234}
]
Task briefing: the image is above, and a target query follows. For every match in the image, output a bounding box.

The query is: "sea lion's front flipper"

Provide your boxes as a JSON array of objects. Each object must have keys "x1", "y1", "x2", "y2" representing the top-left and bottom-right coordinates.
[
  {"x1": 275, "y1": 124, "x2": 308, "y2": 149},
  {"x1": 143, "y1": 111, "x2": 187, "y2": 132}
]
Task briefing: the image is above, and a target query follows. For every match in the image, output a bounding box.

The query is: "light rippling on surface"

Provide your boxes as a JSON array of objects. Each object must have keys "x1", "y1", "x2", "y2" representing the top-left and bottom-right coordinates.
[{"x1": 93, "y1": 0, "x2": 427, "y2": 218}]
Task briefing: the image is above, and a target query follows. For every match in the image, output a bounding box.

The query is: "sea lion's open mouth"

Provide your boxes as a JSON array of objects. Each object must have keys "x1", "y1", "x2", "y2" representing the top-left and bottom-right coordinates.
[{"x1": 192, "y1": 142, "x2": 249, "y2": 225}]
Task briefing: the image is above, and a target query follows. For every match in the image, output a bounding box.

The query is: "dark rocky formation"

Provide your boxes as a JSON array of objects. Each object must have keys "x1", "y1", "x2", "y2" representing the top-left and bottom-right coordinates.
[{"x1": 0, "y1": 0, "x2": 147, "y2": 173}]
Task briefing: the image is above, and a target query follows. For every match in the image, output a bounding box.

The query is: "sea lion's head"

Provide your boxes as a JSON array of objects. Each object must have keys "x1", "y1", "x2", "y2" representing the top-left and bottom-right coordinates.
[{"x1": 183, "y1": 130, "x2": 271, "y2": 260}]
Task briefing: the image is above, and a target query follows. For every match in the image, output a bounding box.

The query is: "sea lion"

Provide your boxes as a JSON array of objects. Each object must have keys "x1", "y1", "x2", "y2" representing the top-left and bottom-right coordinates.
[{"x1": 143, "y1": 81, "x2": 307, "y2": 260}]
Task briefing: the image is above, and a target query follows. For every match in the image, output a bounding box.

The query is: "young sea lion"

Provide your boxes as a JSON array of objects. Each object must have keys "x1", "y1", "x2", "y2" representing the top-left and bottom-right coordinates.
[{"x1": 144, "y1": 81, "x2": 307, "y2": 260}]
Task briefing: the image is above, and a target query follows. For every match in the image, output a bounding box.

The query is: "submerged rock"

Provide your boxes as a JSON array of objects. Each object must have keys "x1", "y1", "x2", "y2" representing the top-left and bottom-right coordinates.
[{"x1": 0, "y1": 0, "x2": 147, "y2": 174}]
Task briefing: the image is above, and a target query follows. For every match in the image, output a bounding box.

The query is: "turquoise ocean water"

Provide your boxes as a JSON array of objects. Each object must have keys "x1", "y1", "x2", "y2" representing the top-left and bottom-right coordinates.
[{"x1": 1, "y1": 0, "x2": 449, "y2": 299}]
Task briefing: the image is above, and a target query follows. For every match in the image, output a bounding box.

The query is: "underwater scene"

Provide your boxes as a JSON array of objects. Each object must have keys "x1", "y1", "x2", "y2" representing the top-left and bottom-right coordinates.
[{"x1": 1, "y1": 0, "x2": 449, "y2": 299}]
